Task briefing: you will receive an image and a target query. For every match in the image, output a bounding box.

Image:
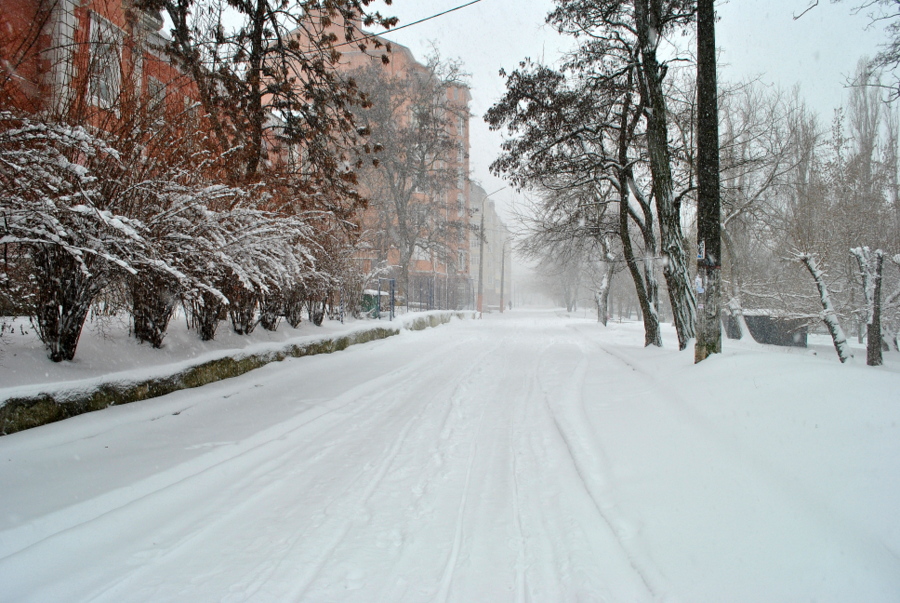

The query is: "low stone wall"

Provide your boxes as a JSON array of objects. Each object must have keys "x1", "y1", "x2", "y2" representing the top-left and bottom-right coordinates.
[{"x1": 0, "y1": 312, "x2": 469, "y2": 436}]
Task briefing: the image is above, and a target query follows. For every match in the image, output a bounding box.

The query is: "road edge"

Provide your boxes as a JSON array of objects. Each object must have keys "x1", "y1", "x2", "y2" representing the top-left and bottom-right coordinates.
[{"x1": 0, "y1": 311, "x2": 472, "y2": 436}]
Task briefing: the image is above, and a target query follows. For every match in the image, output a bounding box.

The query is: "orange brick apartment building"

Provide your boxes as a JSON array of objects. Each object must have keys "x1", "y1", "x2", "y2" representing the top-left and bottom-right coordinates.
[
  {"x1": 334, "y1": 31, "x2": 475, "y2": 310},
  {"x1": 1, "y1": 0, "x2": 192, "y2": 125},
  {"x1": 1, "y1": 3, "x2": 474, "y2": 309}
]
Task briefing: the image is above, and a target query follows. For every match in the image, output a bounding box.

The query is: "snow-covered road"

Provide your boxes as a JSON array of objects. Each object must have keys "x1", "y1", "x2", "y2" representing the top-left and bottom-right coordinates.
[{"x1": 2, "y1": 311, "x2": 899, "y2": 601}]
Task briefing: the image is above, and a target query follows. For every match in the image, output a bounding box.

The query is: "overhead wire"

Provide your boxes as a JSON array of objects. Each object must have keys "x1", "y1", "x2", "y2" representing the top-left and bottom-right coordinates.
[{"x1": 334, "y1": 0, "x2": 485, "y2": 49}]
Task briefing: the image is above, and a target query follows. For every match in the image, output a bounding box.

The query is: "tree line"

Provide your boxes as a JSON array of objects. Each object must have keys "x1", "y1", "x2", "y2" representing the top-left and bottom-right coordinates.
[{"x1": 488, "y1": 0, "x2": 900, "y2": 365}]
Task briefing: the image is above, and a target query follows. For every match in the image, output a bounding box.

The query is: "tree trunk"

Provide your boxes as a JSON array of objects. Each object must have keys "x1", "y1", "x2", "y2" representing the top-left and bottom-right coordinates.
[
  {"x1": 32, "y1": 246, "x2": 104, "y2": 362},
  {"x1": 868, "y1": 251, "x2": 884, "y2": 366},
  {"x1": 800, "y1": 253, "x2": 851, "y2": 363},
  {"x1": 284, "y1": 285, "x2": 305, "y2": 328},
  {"x1": 225, "y1": 279, "x2": 258, "y2": 335},
  {"x1": 634, "y1": 0, "x2": 696, "y2": 350},
  {"x1": 695, "y1": 0, "x2": 722, "y2": 362},
  {"x1": 187, "y1": 290, "x2": 224, "y2": 341},
  {"x1": 721, "y1": 228, "x2": 746, "y2": 339},
  {"x1": 308, "y1": 299, "x2": 326, "y2": 326},
  {"x1": 131, "y1": 274, "x2": 178, "y2": 348},
  {"x1": 258, "y1": 292, "x2": 283, "y2": 332},
  {"x1": 618, "y1": 179, "x2": 662, "y2": 346},
  {"x1": 596, "y1": 263, "x2": 614, "y2": 326},
  {"x1": 851, "y1": 247, "x2": 887, "y2": 365},
  {"x1": 400, "y1": 250, "x2": 413, "y2": 313}
]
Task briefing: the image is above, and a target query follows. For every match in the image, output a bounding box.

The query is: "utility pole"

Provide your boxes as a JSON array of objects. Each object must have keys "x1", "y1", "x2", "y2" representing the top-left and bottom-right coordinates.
[
  {"x1": 695, "y1": 0, "x2": 722, "y2": 362},
  {"x1": 499, "y1": 239, "x2": 506, "y2": 313},
  {"x1": 476, "y1": 199, "x2": 485, "y2": 317}
]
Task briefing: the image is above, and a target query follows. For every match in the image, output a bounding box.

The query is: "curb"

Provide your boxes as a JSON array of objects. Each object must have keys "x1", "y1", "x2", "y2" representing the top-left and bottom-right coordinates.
[{"x1": 0, "y1": 311, "x2": 470, "y2": 436}]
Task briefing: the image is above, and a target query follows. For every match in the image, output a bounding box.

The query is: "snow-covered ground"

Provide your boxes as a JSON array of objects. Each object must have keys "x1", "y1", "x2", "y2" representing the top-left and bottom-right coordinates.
[
  {"x1": 1, "y1": 310, "x2": 899, "y2": 601},
  {"x1": 0, "y1": 310, "x2": 411, "y2": 395}
]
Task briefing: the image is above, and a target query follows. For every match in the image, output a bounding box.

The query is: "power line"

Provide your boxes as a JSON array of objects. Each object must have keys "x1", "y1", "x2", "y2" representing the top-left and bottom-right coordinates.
[
  {"x1": 336, "y1": 0, "x2": 484, "y2": 49},
  {"x1": 383, "y1": 0, "x2": 484, "y2": 36}
]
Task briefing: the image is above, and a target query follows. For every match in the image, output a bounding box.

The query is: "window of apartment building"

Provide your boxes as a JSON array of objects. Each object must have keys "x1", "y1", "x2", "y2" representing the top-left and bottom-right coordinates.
[
  {"x1": 458, "y1": 249, "x2": 466, "y2": 270},
  {"x1": 458, "y1": 115, "x2": 466, "y2": 135},
  {"x1": 411, "y1": 203, "x2": 428, "y2": 225},
  {"x1": 412, "y1": 245, "x2": 429, "y2": 262},
  {"x1": 184, "y1": 95, "x2": 196, "y2": 117},
  {"x1": 457, "y1": 167, "x2": 465, "y2": 189},
  {"x1": 88, "y1": 12, "x2": 123, "y2": 110},
  {"x1": 146, "y1": 77, "x2": 165, "y2": 122}
]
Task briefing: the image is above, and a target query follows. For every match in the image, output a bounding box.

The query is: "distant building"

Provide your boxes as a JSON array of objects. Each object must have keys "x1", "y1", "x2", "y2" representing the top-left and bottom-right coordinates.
[
  {"x1": 470, "y1": 183, "x2": 511, "y2": 312},
  {"x1": 331, "y1": 29, "x2": 474, "y2": 310}
]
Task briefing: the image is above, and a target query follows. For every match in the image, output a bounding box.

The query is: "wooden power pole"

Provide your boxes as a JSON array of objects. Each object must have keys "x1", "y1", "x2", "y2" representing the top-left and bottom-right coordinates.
[{"x1": 695, "y1": 0, "x2": 722, "y2": 362}]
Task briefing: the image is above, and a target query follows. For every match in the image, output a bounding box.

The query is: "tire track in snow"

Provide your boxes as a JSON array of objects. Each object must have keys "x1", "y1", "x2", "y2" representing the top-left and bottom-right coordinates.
[
  {"x1": 3, "y1": 335, "x2": 486, "y2": 603},
  {"x1": 509, "y1": 384, "x2": 530, "y2": 603},
  {"x1": 504, "y1": 347, "x2": 554, "y2": 603},
  {"x1": 288, "y1": 342, "x2": 501, "y2": 601},
  {"x1": 215, "y1": 350, "x2": 490, "y2": 601},
  {"x1": 433, "y1": 370, "x2": 490, "y2": 603},
  {"x1": 83, "y1": 383, "x2": 437, "y2": 601},
  {"x1": 504, "y1": 332, "x2": 635, "y2": 600},
  {"x1": 289, "y1": 403, "x2": 431, "y2": 600},
  {"x1": 0, "y1": 339, "x2": 469, "y2": 568},
  {"x1": 534, "y1": 340, "x2": 663, "y2": 598}
]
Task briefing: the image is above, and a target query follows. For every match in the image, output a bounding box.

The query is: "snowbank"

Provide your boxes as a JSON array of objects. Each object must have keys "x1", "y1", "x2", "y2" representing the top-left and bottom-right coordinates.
[{"x1": 0, "y1": 311, "x2": 471, "y2": 435}]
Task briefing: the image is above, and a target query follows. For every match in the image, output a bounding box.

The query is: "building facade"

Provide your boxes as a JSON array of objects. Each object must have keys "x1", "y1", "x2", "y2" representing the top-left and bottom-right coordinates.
[
  {"x1": 470, "y1": 183, "x2": 512, "y2": 312},
  {"x1": 1, "y1": 0, "x2": 192, "y2": 122},
  {"x1": 334, "y1": 33, "x2": 474, "y2": 310}
]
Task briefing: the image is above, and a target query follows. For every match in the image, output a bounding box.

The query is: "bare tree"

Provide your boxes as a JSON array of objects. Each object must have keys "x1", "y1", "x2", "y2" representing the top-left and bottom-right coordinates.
[
  {"x1": 349, "y1": 53, "x2": 470, "y2": 298},
  {"x1": 486, "y1": 45, "x2": 672, "y2": 346},
  {"x1": 526, "y1": 0, "x2": 696, "y2": 348},
  {"x1": 514, "y1": 185, "x2": 622, "y2": 323},
  {"x1": 797, "y1": 252, "x2": 852, "y2": 363},
  {"x1": 135, "y1": 0, "x2": 397, "y2": 330},
  {"x1": 715, "y1": 82, "x2": 799, "y2": 338}
]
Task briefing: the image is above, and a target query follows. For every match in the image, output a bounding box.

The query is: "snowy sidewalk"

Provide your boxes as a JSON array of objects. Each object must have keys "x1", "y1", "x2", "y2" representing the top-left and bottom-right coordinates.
[
  {"x1": 0, "y1": 310, "x2": 898, "y2": 601},
  {"x1": 0, "y1": 311, "x2": 465, "y2": 434}
]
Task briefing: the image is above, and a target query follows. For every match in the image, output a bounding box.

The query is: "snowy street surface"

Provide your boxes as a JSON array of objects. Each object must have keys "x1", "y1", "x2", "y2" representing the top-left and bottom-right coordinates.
[{"x1": 1, "y1": 311, "x2": 899, "y2": 601}]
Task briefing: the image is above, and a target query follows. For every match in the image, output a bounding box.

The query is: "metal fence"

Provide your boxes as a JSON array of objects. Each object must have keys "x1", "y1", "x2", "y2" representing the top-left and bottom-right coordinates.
[{"x1": 406, "y1": 273, "x2": 475, "y2": 312}]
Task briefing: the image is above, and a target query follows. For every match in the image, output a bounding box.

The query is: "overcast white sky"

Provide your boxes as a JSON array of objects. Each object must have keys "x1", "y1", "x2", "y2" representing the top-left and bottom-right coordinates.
[{"x1": 373, "y1": 0, "x2": 892, "y2": 220}]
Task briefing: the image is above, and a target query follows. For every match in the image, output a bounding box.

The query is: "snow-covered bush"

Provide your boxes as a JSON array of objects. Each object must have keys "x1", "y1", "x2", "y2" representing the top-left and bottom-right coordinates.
[
  {"x1": 125, "y1": 180, "x2": 242, "y2": 346},
  {"x1": 0, "y1": 112, "x2": 152, "y2": 361}
]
